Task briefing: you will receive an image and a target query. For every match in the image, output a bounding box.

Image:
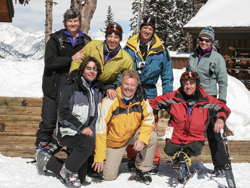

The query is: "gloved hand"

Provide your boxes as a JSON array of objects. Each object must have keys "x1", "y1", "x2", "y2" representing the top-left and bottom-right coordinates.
[
  {"x1": 67, "y1": 69, "x2": 79, "y2": 85},
  {"x1": 134, "y1": 84, "x2": 147, "y2": 102}
]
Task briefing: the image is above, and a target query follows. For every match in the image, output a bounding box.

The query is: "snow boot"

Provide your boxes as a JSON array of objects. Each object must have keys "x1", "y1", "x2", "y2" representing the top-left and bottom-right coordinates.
[
  {"x1": 60, "y1": 164, "x2": 81, "y2": 188},
  {"x1": 35, "y1": 149, "x2": 52, "y2": 175},
  {"x1": 135, "y1": 168, "x2": 152, "y2": 185}
]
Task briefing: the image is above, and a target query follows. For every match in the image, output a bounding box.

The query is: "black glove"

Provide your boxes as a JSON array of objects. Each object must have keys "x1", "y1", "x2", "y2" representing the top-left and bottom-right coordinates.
[
  {"x1": 67, "y1": 69, "x2": 79, "y2": 85},
  {"x1": 134, "y1": 84, "x2": 147, "y2": 102}
]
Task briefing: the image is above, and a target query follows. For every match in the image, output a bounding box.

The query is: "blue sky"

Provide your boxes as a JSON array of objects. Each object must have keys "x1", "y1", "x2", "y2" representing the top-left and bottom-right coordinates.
[{"x1": 10, "y1": 0, "x2": 133, "y2": 34}]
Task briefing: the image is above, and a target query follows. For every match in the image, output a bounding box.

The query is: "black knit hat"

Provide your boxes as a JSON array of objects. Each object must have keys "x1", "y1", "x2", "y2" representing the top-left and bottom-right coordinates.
[
  {"x1": 140, "y1": 16, "x2": 156, "y2": 30},
  {"x1": 105, "y1": 22, "x2": 123, "y2": 40}
]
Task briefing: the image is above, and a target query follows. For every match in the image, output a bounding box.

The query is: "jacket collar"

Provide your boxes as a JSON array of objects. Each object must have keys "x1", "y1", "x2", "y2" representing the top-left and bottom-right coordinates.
[
  {"x1": 96, "y1": 40, "x2": 124, "y2": 62},
  {"x1": 116, "y1": 86, "x2": 139, "y2": 106},
  {"x1": 174, "y1": 86, "x2": 209, "y2": 104},
  {"x1": 126, "y1": 33, "x2": 164, "y2": 59}
]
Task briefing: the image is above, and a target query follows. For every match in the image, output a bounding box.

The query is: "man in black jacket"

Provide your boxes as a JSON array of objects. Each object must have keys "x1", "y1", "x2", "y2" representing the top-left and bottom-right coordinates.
[{"x1": 35, "y1": 8, "x2": 91, "y2": 151}]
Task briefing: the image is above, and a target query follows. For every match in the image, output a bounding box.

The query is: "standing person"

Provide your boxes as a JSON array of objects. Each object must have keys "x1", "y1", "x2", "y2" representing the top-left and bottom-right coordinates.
[
  {"x1": 92, "y1": 70, "x2": 158, "y2": 185},
  {"x1": 35, "y1": 8, "x2": 91, "y2": 152},
  {"x1": 36, "y1": 57, "x2": 105, "y2": 187},
  {"x1": 69, "y1": 22, "x2": 134, "y2": 99},
  {"x1": 124, "y1": 16, "x2": 174, "y2": 173},
  {"x1": 186, "y1": 26, "x2": 229, "y2": 177}
]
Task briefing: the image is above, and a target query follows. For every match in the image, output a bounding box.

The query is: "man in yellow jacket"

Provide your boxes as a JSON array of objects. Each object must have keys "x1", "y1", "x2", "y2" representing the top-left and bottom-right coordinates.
[
  {"x1": 92, "y1": 70, "x2": 158, "y2": 185},
  {"x1": 69, "y1": 22, "x2": 134, "y2": 98}
]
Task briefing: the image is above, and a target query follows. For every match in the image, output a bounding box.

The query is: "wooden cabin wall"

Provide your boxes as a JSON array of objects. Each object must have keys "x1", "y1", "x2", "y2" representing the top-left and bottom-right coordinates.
[{"x1": 219, "y1": 39, "x2": 250, "y2": 57}]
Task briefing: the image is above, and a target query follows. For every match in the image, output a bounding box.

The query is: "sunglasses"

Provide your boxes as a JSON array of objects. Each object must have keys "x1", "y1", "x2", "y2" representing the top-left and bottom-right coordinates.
[
  {"x1": 181, "y1": 71, "x2": 198, "y2": 80},
  {"x1": 199, "y1": 37, "x2": 211, "y2": 43},
  {"x1": 142, "y1": 17, "x2": 156, "y2": 28},
  {"x1": 106, "y1": 24, "x2": 123, "y2": 34},
  {"x1": 86, "y1": 66, "x2": 97, "y2": 72}
]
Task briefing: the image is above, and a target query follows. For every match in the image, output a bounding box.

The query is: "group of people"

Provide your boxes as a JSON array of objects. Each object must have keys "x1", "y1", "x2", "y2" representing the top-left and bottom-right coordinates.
[{"x1": 35, "y1": 7, "x2": 231, "y2": 188}]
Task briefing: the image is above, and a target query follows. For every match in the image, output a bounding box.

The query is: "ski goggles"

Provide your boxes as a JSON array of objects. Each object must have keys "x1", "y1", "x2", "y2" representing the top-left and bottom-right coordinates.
[
  {"x1": 106, "y1": 23, "x2": 123, "y2": 34},
  {"x1": 199, "y1": 37, "x2": 211, "y2": 43},
  {"x1": 181, "y1": 71, "x2": 198, "y2": 80},
  {"x1": 141, "y1": 17, "x2": 156, "y2": 28}
]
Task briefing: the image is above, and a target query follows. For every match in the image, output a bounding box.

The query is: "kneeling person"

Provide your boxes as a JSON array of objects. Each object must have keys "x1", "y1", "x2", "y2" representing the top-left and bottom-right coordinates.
[
  {"x1": 92, "y1": 70, "x2": 158, "y2": 184},
  {"x1": 150, "y1": 71, "x2": 231, "y2": 162}
]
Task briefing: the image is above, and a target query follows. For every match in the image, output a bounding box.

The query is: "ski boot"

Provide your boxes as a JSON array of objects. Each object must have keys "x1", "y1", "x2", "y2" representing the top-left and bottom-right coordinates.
[
  {"x1": 150, "y1": 162, "x2": 159, "y2": 175},
  {"x1": 60, "y1": 164, "x2": 81, "y2": 188},
  {"x1": 172, "y1": 149, "x2": 192, "y2": 184},
  {"x1": 35, "y1": 149, "x2": 52, "y2": 175},
  {"x1": 135, "y1": 168, "x2": 152, "y2": 185}
]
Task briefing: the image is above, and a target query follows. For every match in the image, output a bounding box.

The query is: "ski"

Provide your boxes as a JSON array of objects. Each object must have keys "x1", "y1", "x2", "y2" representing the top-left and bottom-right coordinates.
[
  {"x1": 181, "y1": 171, "x2": 197, "y2": 188},
  {"x1": 223, "y1": 124, "x2": 236, "y2": 188},
  {"x1": 224, "y1": 167, "x2": 236, "y2": 188},
  {"x1": 174, "y1": 171, "x2": 197, "y2": 188},
  {"x1": 26, "y1": 159, "x2": 36, "y2": 164}
]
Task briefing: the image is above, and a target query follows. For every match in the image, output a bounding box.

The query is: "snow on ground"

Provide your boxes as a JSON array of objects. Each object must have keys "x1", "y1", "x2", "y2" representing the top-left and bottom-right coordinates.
[
  {"x1": 1, "y1": 58, "x2": 250, "y2": 141},
  {"x1": 0, "y1": 58, "x2": 249, "y2": 187},
  {"x1": 0, "y1": 153, "x2": 247, "y2": 188}
]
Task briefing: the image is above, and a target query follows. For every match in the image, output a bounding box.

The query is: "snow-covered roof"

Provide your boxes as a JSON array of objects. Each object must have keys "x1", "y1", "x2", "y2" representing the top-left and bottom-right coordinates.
[{"x1": 184, "y1": 0, "x2": 250, "y2": 28}]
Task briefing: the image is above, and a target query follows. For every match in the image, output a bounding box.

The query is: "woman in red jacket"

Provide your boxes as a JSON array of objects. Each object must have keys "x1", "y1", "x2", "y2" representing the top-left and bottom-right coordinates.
[{"x1": 149, "y1": 71, "x2": 231, "y2": 157}]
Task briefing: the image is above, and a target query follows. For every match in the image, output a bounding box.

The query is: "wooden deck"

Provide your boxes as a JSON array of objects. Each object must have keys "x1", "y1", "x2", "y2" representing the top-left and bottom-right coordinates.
[{"x1": 0, "y1": 97, "x2": 249, "y2": 163}]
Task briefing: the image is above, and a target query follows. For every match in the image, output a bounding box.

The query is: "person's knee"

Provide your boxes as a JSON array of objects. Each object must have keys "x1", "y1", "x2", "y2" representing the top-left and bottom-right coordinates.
[
  {"x1": 149, "y1": 131, "x2": 158, "y2": 145},
  {"x1": 102, "y1": 172, "x2": 117, "y2": 181},
  {"x1": 77, "y1": 138, "x2": 95, "y2": 154}
]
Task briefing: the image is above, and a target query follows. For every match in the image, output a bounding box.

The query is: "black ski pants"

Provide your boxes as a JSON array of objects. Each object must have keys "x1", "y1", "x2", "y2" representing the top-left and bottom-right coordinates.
[
  {"x1": 35, "y1": 95, "x2": 59, "y2": 147},
  {"x1": 207, "y1": 118, "x2": 229, "y2": 170},
  {"x1": 35, "y1": 73, "x2": 68, "y2": 148},
  {"x1": 46, "y1": 134, "x2": 95, "y2": 183},
  {"x1": 164, "y1": 141, "x2": 204, "y2": 157}
]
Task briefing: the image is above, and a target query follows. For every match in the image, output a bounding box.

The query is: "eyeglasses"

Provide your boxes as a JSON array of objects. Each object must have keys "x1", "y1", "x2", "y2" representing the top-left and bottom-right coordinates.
[
  {"x1": 199, "y1": 37, "x2": 211, "y2": 43},
  {"x1": 142, "y1": 17, "x2": 156, "y2": 28},
  {"x1": 181, "y1": 71, "x2": 198, "y2": 80},
  {"x1": 86, "y1": 66, "x2": 97, "y2": 72},
  {"x1": 106, "y1": 23, "x2": 123, "y2": 34}
]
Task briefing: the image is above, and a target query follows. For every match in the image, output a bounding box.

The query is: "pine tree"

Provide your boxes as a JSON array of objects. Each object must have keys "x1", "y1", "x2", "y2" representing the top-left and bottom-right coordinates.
[
  {"x1": 130, "y1": 0, "x2": 208, "y2": 51},
  {"x1": 129, "y1": 0, "x2": 151, "y2": 38},
  {"x1": 104, "y1": 6, "x2": 114, "y2": 31}
]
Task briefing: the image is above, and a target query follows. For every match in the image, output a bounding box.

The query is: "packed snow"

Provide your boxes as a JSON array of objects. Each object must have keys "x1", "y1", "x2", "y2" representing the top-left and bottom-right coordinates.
[
  {"x1": 0, "y1": 152, "x2": 247, "y2": 188},
  {"x1": 1, "y1": 1, "x2": 250, "y2": 185},
  {"x1": 184, "y1": 0, "x2": 250, "y2": 28}
]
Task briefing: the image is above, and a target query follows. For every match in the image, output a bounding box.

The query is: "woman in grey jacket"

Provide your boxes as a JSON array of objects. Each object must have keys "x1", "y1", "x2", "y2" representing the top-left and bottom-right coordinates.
[
  {"x1": 36, "y1": 57, "x2": 105, "y2": 188},
  {"x1": 186, "y1": 26, "x2": 229, "y2": 177}
]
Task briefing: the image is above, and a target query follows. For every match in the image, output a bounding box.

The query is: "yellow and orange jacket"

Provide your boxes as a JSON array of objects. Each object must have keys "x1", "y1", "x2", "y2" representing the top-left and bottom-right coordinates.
[{"x1": 94, "y1": 86, "x2": 155, "y2": 163}]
